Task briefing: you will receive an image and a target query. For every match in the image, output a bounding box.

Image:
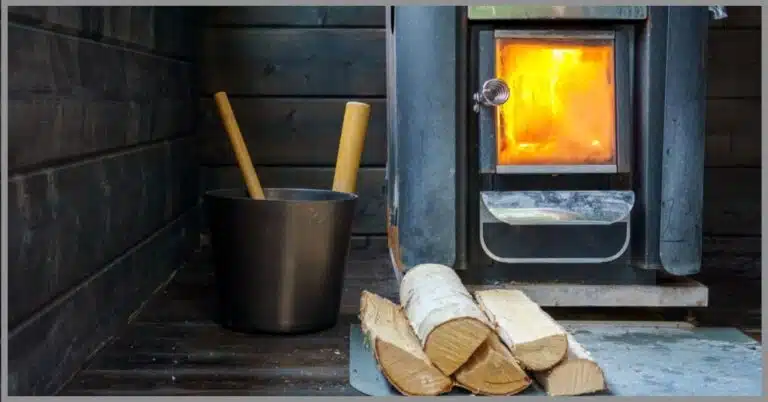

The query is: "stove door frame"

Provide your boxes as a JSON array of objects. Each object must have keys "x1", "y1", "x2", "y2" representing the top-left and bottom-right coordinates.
[{"x1": 477, "y1": 25, "x2": 635, "y2": 175}]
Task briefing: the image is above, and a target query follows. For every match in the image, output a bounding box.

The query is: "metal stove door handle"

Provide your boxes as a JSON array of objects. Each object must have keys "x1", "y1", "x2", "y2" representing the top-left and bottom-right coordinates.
[{"x1": 473, "y1": 78, "x2": 510, "y2": 112}]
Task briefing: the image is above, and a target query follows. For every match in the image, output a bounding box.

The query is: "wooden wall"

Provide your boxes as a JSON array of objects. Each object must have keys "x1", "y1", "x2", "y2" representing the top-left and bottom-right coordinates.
[
  {"x1": 696, "y1": 6, "x2": 762, "y2": 330},
  {"x1": 198, "y1": 7, "x2": 387, "y2": 236},
  {"x1": 7, "y1": 7, "x2": 202, "y2": 395},
  {"x1": 200, "y1": 6, "x2": 761, "y2": 326}
]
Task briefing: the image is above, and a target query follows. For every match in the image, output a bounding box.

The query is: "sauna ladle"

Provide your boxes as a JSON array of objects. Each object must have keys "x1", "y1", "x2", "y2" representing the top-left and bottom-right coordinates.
[
  {"x1": 214, "y1": 91, "x2": 266, "y2": 200},
  {"x1": 332, "y1": 101, "x2": 371, "y2": 194}
]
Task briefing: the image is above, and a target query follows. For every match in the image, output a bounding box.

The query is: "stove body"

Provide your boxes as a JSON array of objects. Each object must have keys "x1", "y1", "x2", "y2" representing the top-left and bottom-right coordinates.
[{"x1": 386, "y1": 6, "x2": 720, "y2": 293}]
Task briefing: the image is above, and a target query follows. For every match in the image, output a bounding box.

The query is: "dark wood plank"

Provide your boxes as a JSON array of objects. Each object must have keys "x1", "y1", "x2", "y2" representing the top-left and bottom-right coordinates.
[
  {"x1": 61, "y1": 371, "x2": 360, "y2": 396},
  {"x1": 8, "y1": 209, "x2": 199, "y2": 396},
  {"x1": 709, "y1": 6, "x2": 762, "y2": 29},
  {"x1": 133, "y1": 249, "x2": 398, "y2": 324},
  {"x1": 206, "y1": 6, "x2": 385, "y2": 27},
  {"x1": 8, "y1": 7, "x2": 200, "y2": 59},
  {"x1": 8, "y1": 22, "x2": 193, "y2": 100},
  {"x1": 705, "y1": 98, "x2": 761, "y2": 167},
  {"x1": 697, "y1": 235, "x2": 761, "y2": 329},
  {"x1": 8, "y1": 137, "x2": 199, "y2": 328},
  {"x1": 198, "y1": 97, "x2": 387, "y2": 166},
  {"x1": 201, "y1": 166, "x2": 386, "y2": 234},
  {"x1": 201, "y1": 28, "x2": 386, "y2": 96},
  {"x1": 9, "y1": 96, "x2": 194, "y2": 172},
  {"x1": 703, "y1": 167, "x2": 761, "y2": 236},
  {"x1": 707, "y1": 29, "x2": 761, "y2": 98},
  {"x1": 82, "y1": 319, "x2": 352, "y2": 372},
  {"x1": 57, "y1": 249, "x2": 396, "y2": 396},
  {"x1": 8, "y1": 23, "x2": 195, "y2": 171}
]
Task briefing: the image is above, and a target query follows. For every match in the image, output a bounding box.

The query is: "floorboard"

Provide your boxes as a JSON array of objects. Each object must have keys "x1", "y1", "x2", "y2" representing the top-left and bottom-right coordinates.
[
  {"x1": 58, "y1": 248, "x2": 398, "y2": 396},
  {"x1": 58, "y1": 247, "x2": 761, "y2": 395}
]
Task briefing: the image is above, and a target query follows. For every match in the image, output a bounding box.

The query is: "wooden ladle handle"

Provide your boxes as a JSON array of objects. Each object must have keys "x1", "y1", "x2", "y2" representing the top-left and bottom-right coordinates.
[
  {"x1": 214, "y1": 92, "x2": 266, "y2": 200},
  {"x1": 332, "y1": 101, "x2": 371, "y2": 193}
]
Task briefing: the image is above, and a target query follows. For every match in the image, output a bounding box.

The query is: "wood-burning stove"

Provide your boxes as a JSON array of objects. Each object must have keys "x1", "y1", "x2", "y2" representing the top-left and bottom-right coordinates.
[{"x1": 385, "y1": 6, "x2": 726, "y2": 305}]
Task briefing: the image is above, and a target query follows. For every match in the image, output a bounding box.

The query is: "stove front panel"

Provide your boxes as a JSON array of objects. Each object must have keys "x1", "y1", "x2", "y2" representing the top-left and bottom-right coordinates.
[{"x1": 477, "y1": 26, "x2": 635, "y2": 176}]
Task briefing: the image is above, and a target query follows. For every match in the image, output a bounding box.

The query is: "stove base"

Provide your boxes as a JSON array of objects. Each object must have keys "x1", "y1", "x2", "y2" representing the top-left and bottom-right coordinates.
[
  {"x1": 349, "y1": 321, "x2": 761, "y2": 396},
  {"x1": 465, "y1": 276, "x2": 708, "y2": 307}
]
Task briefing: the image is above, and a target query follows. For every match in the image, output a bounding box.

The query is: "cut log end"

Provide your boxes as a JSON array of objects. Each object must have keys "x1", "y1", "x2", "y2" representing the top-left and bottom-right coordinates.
[
  {"x1": 424, "y1": 317, "x2": 494, "y2": 376},
  {"x1": 475, "y1": 289, "x2": 568, "y2": 371},
  {"x1": 454, "y1": 334, "x2": 532, "y2": 396},
  {"x1": 375, "y1": 341, "x2": 455, "y2": 396},
  {"x1": 536, "y1": 358, "x2": 606, "y2": 396},
  {"x1": 514, "y1": 333, "x2": 569, "y2": 371},
  {"x1": 535, "y1": 335, "x2": 607, "y2": 396},
  {"x1": 359, "y1": 291, "x2": 453, "y2": 396},
  {"x1": 400, "y1": 264, "x2": 494, "y2": 376}
]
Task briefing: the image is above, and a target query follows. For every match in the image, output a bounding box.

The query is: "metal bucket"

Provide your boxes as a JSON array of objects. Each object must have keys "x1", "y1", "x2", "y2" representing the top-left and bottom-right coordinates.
[{"x1": 204, "y1": 187, "x2": 358, "y2": 334}]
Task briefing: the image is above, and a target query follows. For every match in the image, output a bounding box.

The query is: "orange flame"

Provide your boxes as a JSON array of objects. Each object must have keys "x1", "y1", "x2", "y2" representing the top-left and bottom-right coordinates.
[{"x1": 495, "y1": 38, "x2": 616, "y2": 166}]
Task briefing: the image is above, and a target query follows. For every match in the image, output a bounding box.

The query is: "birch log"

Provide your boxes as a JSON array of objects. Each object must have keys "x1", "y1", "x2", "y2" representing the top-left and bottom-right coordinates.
[
  {"x1": 400, "y1": 263, "x2": 493, "y2": 376},
  {"x1": 359, "y1": 291, "x2": 453, "y2": 396},
  {"x1": 534, "y1": 335, "x2": 607, "y2": 396},
  {"x1": 474, "y1": 289, "x2": 568, "y2": 371},
  {"x1": 454, "y1": 333, "x2": 532, "y2": 395}
]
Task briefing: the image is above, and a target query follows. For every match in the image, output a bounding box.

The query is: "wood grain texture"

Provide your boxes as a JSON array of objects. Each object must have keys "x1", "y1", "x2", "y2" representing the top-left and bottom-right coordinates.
[
  {"x1": 206, "y1": 6, "x2": 384, "y2": 27},
  {"x1": 8, "y1": 137, "x2": 199, "y2": 329},
  {"x1": 8, "y1": 6, "x2": 201, "y2": 59},
  {"x1": 707, "y1": 29, "x2": 761, "y2": 98},
  {"x1": 8, "y1": 23, "x2": 195, "y2": 171},
  {"x1": 9, "y1": 210, "x2": 199, "y2": 396},
  {"x1": 198, "y1": 97, "x2": 387, "y2": 166},
  {"x1": 201, "y1": 28, "x2": 386, "y2": 96},
  {"x1": 201, "y1": 166, "x2": 386, "y2": 234},
  {"x1": 705, "y1": 98, "x2": 761, "y2": 167},
  {"x1": 703, "y1": 168, "x2": 761, "y2": 236},
  {"x1": 58, "y1": 248, "x2": 399, "y2": 396},
  {"x1": 56, "y1": 241, "x2": 759, "y2": 396}
]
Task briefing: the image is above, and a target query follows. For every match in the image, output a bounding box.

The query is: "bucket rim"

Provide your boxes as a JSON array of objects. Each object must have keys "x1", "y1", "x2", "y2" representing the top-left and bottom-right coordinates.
[{"x1": 204, "y1": 187, "x2": 359, "y2": 203}]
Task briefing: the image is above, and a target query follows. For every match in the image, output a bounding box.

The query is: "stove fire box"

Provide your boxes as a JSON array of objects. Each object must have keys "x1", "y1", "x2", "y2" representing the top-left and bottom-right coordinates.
[{"x1": 386, "y1": 6, "x2": 723, "y2": 304}]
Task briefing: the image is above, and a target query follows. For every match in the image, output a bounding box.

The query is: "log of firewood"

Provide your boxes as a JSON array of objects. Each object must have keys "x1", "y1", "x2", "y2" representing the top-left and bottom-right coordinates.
[
  {"x1": 400, "y1": 263, "x2": 493, "y2": 376},
  {"x1": 474, "y1": 289, "x2": 568, "y2": 371},
  {"x1": 454, "y1": 333, "x2": 532, "y2": 395},
  {"x1": 400, "y1": 264, "x2": 493, "y2": 375},
  {"x1": 534, "y1": 335, "x2": 607, "y2": 396},
  {"x1": 359, "y1": 291, "x2": 453, "y2": 396}
]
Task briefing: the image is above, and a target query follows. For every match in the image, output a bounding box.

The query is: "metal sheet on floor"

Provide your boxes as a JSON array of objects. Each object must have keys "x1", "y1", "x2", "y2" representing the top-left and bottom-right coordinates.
[{"x1": 349, "y1": 322, "x2": 762, "y2": 396}]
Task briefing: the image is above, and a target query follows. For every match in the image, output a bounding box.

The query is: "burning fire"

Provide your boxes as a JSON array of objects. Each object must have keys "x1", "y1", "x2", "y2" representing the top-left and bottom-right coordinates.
[{"x1": 495, "y1": 38, "x2": 616, "y2": 166}]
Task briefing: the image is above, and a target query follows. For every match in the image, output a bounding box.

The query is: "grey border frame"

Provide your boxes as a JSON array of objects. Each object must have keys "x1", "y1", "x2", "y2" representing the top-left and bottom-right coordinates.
[{"x1": 2, "y1": 1, "x2": 767, "y2": 400}]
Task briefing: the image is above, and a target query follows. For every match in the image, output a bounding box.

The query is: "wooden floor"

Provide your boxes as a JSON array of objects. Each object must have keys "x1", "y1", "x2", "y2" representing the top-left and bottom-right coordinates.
[
  {"x1": 58, "y1": 247, "x2": 399, "y2": 396},
  {"x1": 59, "y1": 246, "x2": 761, "y2": 395}
]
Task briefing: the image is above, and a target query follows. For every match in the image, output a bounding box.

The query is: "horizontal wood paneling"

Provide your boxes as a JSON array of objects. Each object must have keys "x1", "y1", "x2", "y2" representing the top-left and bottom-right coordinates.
[
  {"x1": 201, "y1": 28, "x2": 386, "y2": 96},
  {"x1": 8, "y1": 23, "x2": 194, "y2": 172},
  {"x1": 8, "y1": 137, "x2": 198, "y2": 328},
  {"x1": 8, "y1": 6, "x2": 200, "y2": 59},
  {"x1": 198, "y1": 97, "x2": 387, "y2": 166},
  {"x1": 8, "y1": 23, "x2": 192, "y2": 100},
  {"x1": 9, "y1": 209, "x2": 199, "y2": 396},
  {"x1": 703, "y1": 167, "x2": 761, "y2": 236},
  {"x1": 705, "y1": 98, "x2": 761, "y2": 167},
  {"x1": 707, "y1": 29, "x2": 761, "y2": 98},
  {"x1": 201, "y1": 166, "x2": 385, "y2": 234},
  {"x1": 206, "y1": 6, "x2": 384, "y2": 27}
]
